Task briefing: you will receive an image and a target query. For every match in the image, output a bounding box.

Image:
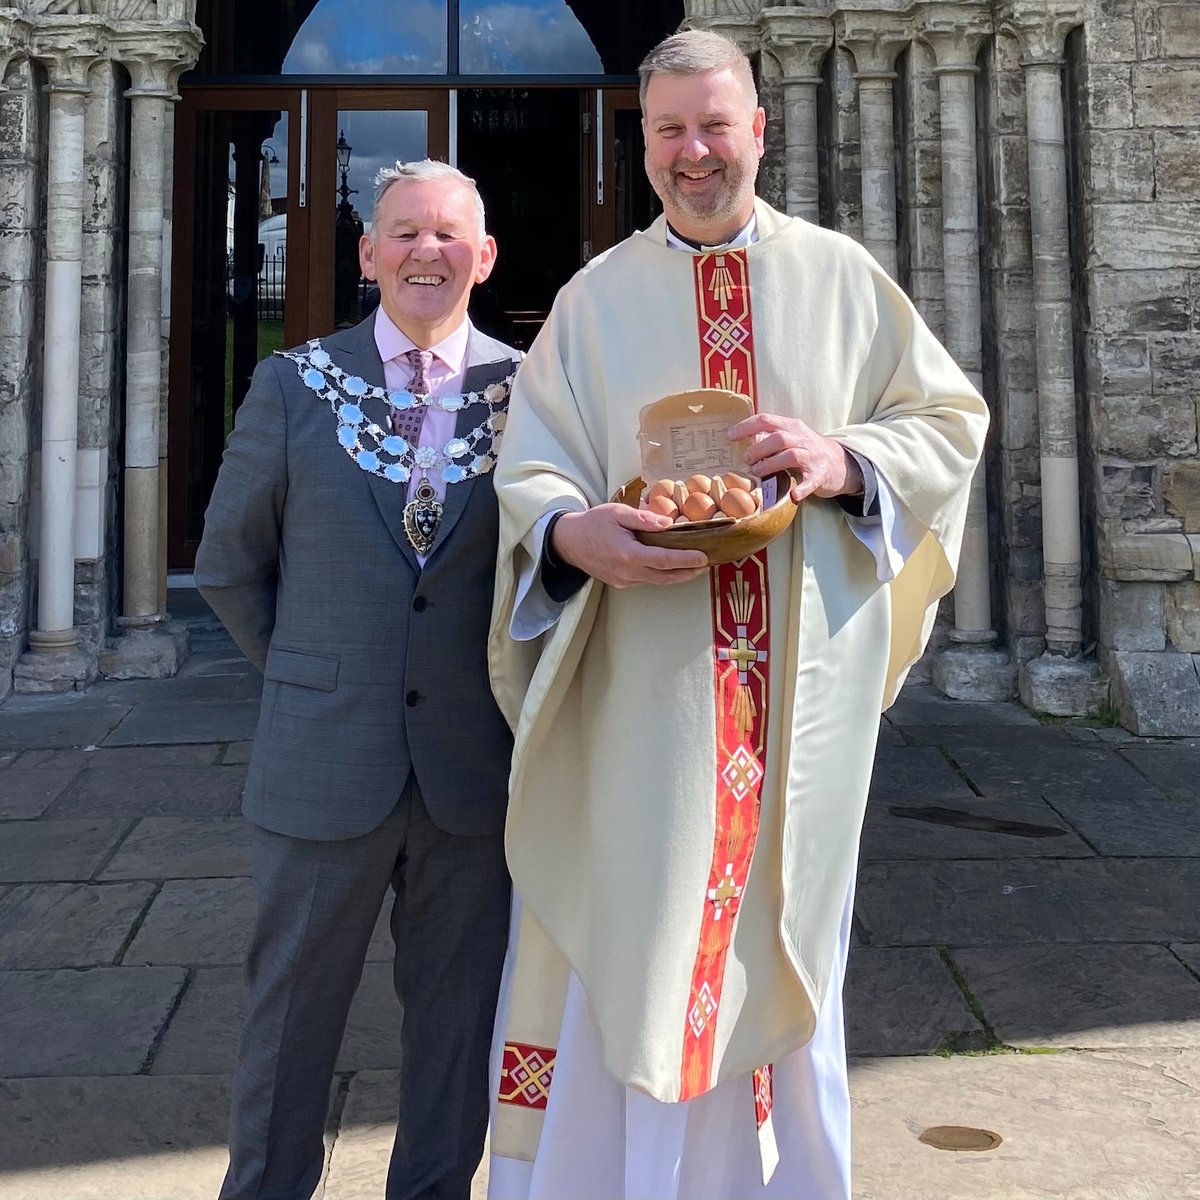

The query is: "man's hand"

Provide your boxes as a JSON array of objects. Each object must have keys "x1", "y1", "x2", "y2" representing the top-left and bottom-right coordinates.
[
  {"x1": 551, "y1": 505, "x2": 709, "y2": 589},
  {"x1": 727, "y1": 413, "x2": 864, "y2": 503}
]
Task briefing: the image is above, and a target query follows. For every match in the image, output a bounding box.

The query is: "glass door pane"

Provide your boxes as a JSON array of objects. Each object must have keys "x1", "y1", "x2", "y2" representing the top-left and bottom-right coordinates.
[
  {"x1": 170, "y1": 89, "x2": 304, "y2": 568},
  {"x1": 306, "y1": 90, "x2": 449, "y2": 336},
  {"x1": 590, "y1": 88, "x2": 660, "y2": 256}
]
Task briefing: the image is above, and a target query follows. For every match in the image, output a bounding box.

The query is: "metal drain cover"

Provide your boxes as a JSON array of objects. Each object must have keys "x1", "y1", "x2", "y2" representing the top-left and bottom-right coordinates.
[{"x1": 918, "y1": 1125, "x2": 1003, "y2": 1152}]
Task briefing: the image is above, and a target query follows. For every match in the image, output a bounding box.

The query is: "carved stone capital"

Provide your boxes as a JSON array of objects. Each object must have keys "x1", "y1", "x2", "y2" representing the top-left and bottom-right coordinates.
[
  {"x1": 111, "y1": 24, "x2": 200, "y2": 95},
  {"x1": 915, "y1": 1, "x2": 993, "y2": 71},
  {"x1": 30, "y1": 17, "x2": 106, "y2": 91},
  {"x1": 758, "y1": 10, "x2": 833, "y2": 83},
  {"x1": 996, "y1": 0, "x2": 1084, "y2": 65},
  {"x1": 0, "y1": 10, "x2": 33, "y2": 89},
  {"x1": 683, "y1": 0, "x2": 759, "y2": 19},
  {"x1": 682, "y1": 14, "x2": 762, "y2": 58},
  {"x1": 833, "y1": 9, "x2": 911, "y2": 78}
]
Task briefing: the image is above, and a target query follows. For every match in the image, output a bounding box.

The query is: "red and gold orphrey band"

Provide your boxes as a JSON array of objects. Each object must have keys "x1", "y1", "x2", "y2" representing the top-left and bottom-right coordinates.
[
  {"x1": 683, "y1": 249, "x2": 775, "y2": 1127},
  {"x1": 498, "y1": 1041, "x2": 556, "y2": 1110}
]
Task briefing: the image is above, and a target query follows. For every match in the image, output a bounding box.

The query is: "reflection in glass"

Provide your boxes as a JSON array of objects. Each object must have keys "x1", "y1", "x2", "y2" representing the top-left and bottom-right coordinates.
[
  {"x1": 284, "y1": 0, "x2": 449, "y2": 74},
  {"x1": 460, "y1": 0, "x2": 601, "y2": 73},
  {"x1": 187, "y1": 109, "x2": 289, "y2": 547},
  {"x1": 332, "y1": 110, "x2": 429, "y2": 329}
]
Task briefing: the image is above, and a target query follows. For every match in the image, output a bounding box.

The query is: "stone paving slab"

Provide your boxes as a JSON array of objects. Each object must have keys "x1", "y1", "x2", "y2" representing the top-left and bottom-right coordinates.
[
  {"x1": 152, "y1": 963, "x2": 403, "y2": 1075},
  {"x1": 936, "y1": 733, "x2": 1163, "y2": 804},
  {"x1": 366, "y1": 899, "x2": 396, "y2": 962},
  {"x1": 859, "y1": 793, "x2": 1094, "y2": 861},
  {"x1": 868, "y1": 745, "x2": 979, "y2": 803},
  {"x1": 177, "y1": 652, "x2": 255, "y2": 679},
  {"x1": 0, "y1": 818, "x2": 130, "y2": 882},
  {"x1": 0, "y1": 1074, "x2": 233, "y2": 1199},
  {"x1": 222, "y1": 741, "x2": 253, "y2": 765},
  {"x1": 15, "y1": 743, "x2": 223, "y2": 770},
  {"x1": 850, "y1": 1050, "x2": 1200, "y2": 1200},
  {"x1": 0, "y1": 881, "x2": 156, "y2": 969},
  {"x1": 91, "y1": 672, "x2": 263, "y2": 704},
  {"x1": 1047, "y1": 790, "x2": 1200, "y2": 856},
  {"x1": 951, "y1": 944, "x2": 1200, "y2": 1050},
  {"x1": 101, "y1": 699, "x2": 261, "y2": 747},
  {"x1": 885, "y1": 686, "x2": 1042, "y2": 727},
  {"x1": 856, "y1": 859, "x2": 1200, "y2": 946},
  {"x1": 0, "y1": 768, "x2": 82, "y2": 819},
  {"x1": 99, "y1": 817, "x2": 252, "y2": 881},
  {"x1": 125, "y1": 877, "x2": 254, "y2": 967},
  {"x1": 0, "y1": 966, "x2": 187, "y2": 1076},
  {"x1": 845, "y1": 947, "x2": 983, "y2": 1055},
  {"x1": 326, "y1": 1071, "x2": 490, "y2": 1200},
  {"x1": 44, "y1": 765, "x2": 246, "y2": 820},
  {"x1": 0, "y1": 700, "x2": 132, "y2": 752},
  {"x1": 1120, "y1": 743, "x2": 1200, "y2": 798}
]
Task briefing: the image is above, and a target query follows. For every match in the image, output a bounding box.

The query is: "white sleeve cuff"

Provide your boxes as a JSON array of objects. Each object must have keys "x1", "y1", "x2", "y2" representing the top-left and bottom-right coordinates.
[
  {"x1": 841, "y1": 457, "x2": 925, "y2": 583},
  {"x1": 510, "y1": 511, "x2": 569, "y2": 642}
]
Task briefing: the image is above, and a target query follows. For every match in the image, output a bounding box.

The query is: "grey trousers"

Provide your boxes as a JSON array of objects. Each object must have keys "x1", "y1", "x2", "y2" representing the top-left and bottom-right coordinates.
[{"x1": 219, "y1": 779, "x2": 510, "y2": 1200}]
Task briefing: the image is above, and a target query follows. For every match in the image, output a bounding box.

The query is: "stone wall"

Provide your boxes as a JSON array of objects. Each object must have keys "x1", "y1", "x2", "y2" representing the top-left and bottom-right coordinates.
[
  {"x1": 1077, "y1": 0, "x2": 1200, "y2": 731},
  {"x1": 0, "y1": 57, "x2": 47, "y2": 700}
]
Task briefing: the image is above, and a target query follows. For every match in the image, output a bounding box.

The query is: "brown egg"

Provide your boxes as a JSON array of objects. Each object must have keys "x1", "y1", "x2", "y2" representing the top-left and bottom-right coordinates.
[
  {"x1": 709, "y1": 477, "x2": 727, "y2": 504},
  {"x1": 672, "y1": 480, "x2": 690, "y2": 510},
  {"x1": 682, "y1": 491, "x2": 718, "y2": 522},
  {"x1": 685, "y1": 473, "x2": 712, "y2": 494},
  {"x1": 647, "y1": 494, "x2": 679, "y2": 519},
  {"x1": 646, "y1": 478, "x2": 676, "y2": 502},
  {"x1": 719, "y1": 489, "x2": 758, "y2": 519},
  {"x1": 721, "y1": 471, "x2": 754, "y2": 492},
  {"x1": 751, "y1": 486, "x2": 764, "y2": 511}
]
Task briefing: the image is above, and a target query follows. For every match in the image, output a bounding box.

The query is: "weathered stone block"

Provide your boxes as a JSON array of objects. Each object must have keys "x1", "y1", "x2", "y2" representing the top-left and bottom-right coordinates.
[
  {"x1": 1098, "y1": 461, "x2": 1155, "y2": 519},
  {"x1": 1087, "y1": 130, "x2": 1155, "y2": 201},
  {"x1": 999, "y1": 385, "x2": 1038, "y2": 449},
  {"x1": 1096, "y1": 392, "x2": 1197, "y2": 459},
  {"x1": 1154, "y1": 130, "x2": 1200, "y2": 201},
  {"x1": 1165, "y1": 462, "x2": 1200, "y2": 532},
  {"x1": 1091, "y1": 203, "x2": 1200, "y2": 269},
  {"x1": 99, "y1": 622, "x2": 190, "y2": 681},
  {"x1": 1138, "y1": 4, "x2": 1200, "y2": 60},
  {"x1": 987, "y1": 62, "x2": 1027, "y2": 137},
  {"x1": 991, "y1": 205, "x2": 1032, "y2": 271},
  {"x1": 908, "y1": 138, "x2": 940, "y2": 208},
  {"x1": 994, "y1": 134, "x2": 1030, "y2": 207},
  {"x1": 1112, "y1": 649, "x2": 1200, "y2": 735},
  {"x1": 1087, "y1": 63, "x2": 1134, "y2": 128},
  {"x1": 1092, "y1": 337, "x2": 1153, "y2": 395},
  {"x1": 1166, "y1": 582, "x2": 1200, "y2": 651},
  {"x1": 1102, "y1": 531, "x2": 1195, "y2": 580},
  {"x1": 1151, "y1": 334, "x2": 1200, "y2": 394},
  {"x1": 1134, "y1": 63, "x2": 1200, "y2": 127},
  {"x1": 1088, "y1": 269, "x2": 1190, "y2": 334},
  {"x1": 1019, "y1": 653, "x2": 1109, "y2": 718},
  {"x1": 1099, "y1": 577, "x2": 1166, "y2": 651}
]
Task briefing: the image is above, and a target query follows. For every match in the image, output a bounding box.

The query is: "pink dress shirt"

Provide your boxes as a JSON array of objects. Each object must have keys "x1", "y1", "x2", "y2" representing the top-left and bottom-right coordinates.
[{"x1": 373, "y1": 307, "x2": 472, "y2": 565}]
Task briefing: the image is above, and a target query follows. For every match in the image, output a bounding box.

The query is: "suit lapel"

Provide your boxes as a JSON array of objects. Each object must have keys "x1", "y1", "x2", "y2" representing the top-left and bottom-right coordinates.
[
  {"x1": 424, "y1": 336, "x2": 517, "y2": 561},
  {"x1": 333, "y1": 318, "x2": 422, "y2": 573}
]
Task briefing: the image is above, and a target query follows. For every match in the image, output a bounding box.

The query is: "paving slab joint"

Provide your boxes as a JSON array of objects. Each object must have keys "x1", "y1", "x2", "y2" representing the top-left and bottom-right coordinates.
[
  {"x1": 138, "y1": 964, "x2": 195, "y2": 1074},
  {"x1": 113, "y1": 878, "x2": 164, "y2": 965},
  {"x1": 936, "y1": 946, "x2": 1004, "y2": 1054}
]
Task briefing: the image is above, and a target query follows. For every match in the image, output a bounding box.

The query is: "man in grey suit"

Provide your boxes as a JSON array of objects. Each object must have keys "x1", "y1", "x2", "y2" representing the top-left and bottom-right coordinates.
[{"x1": 196, "y1": 160, "x2": 520, "y2": 1200}]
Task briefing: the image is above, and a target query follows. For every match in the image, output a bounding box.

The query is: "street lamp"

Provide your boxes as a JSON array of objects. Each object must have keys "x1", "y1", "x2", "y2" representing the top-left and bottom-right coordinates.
[{"x1": 336, "y1": 129, "x2": 357, "y2": 216}]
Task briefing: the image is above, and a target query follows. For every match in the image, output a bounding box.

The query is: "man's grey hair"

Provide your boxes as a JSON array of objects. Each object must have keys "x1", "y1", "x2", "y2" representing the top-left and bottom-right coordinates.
[
  {"x1": 638, "y1": 30, "x2": 758, "y2": 115},
  {"x1": 371, "y1": 159, "x2": 487, "y2": 239}
]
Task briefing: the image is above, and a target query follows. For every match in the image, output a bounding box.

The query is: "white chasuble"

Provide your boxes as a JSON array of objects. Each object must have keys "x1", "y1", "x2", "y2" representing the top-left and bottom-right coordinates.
[{"x1": 487, "y1": 201, "x2": 988, "y2": 1182}]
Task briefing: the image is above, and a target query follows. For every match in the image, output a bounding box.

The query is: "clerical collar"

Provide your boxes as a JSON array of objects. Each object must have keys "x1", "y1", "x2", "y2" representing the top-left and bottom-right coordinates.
[{"x1": 665, "y1": 213, "x2": 758, "y2": 253}]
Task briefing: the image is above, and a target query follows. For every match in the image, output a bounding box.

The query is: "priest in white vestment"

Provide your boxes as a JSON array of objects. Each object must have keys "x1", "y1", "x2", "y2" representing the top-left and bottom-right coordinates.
[{"x1": 486, "y1": 30, "x2": 989, "y2": 1200}]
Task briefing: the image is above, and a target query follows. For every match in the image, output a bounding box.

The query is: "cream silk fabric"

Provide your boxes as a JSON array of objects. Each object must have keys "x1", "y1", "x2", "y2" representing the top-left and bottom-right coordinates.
[{"x1": 488, "y1": 201, "x2": 989, "y2": 1103}]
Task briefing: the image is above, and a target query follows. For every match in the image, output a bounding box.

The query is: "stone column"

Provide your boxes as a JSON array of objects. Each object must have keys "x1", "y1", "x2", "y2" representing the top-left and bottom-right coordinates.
[
  {"x1": 922, "y1": 5, "x2": 1015, "y2": 700},
  {"x1": 759, "y1": 12, "x2": 833, "y2": 224},
  {"x1": 1002, "y1": 4, "x2": 1107, "y2": 716},
  {"x1": 835, "y1": 14, "x2": 911, "y2": 277},
  {"x1": 102, "y1": 33, "x2": 198, "y2": 679},
  {"x1": 16, "y1": 26, "x2": 103, "y2": 690}
]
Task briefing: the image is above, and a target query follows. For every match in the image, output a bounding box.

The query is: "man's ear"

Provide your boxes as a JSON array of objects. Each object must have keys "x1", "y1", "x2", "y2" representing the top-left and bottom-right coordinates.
[
  {"x1": 475, "y1": 234, "x2": 498, "y2": 285},
  {"x1": 359, "y1": 233, "x2": 377, "y2": 281},
  {"x1": 753, "y1": 106, "x2": 766, "y2": 158}
]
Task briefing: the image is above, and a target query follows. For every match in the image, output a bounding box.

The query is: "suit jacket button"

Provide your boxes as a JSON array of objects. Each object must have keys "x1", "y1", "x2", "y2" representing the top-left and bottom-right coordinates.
[
  {"x1": 412, "y1": 596, "x2": 428, "y2": 612},
  {"x1": 406, "y1": 690, "x2": 419, "y2": 707}
]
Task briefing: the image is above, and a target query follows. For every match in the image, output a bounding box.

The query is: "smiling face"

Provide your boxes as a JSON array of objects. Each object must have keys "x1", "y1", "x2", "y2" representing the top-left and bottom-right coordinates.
[
  {"x1": 642, "y1": 66, "x2": 766, "y2": 245},
  {"x1": 359, "y1": 177, "x2": 497, "y2": 347}
]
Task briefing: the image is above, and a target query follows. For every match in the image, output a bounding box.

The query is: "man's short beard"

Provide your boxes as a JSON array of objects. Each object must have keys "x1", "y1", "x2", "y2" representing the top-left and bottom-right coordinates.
[{"x1": 651, "y1": 155, "x2": 757, "y2": 227}]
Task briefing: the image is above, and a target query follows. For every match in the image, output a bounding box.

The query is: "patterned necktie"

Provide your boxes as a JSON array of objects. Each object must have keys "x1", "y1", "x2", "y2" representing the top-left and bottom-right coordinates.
[{"x1": 391, "y1": 348, "x2": 434, "y2": 444}]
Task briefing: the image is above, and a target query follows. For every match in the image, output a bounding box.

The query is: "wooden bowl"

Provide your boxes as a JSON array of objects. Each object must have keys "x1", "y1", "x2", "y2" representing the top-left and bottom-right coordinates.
[{"x1": 615, "y1": 472, "x2": 799, "y2": 566}]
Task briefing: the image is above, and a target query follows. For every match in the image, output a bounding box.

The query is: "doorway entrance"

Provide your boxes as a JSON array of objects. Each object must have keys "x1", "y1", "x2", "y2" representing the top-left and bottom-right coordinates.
[{"x1": 169, "y1": 83, "x2": 658, "y2": 567}]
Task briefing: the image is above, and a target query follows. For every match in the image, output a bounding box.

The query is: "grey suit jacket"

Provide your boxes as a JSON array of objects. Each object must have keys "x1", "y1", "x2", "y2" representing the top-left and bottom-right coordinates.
[{"x1": 195, "y1": 315, "x2": 520, "y2": 840}]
